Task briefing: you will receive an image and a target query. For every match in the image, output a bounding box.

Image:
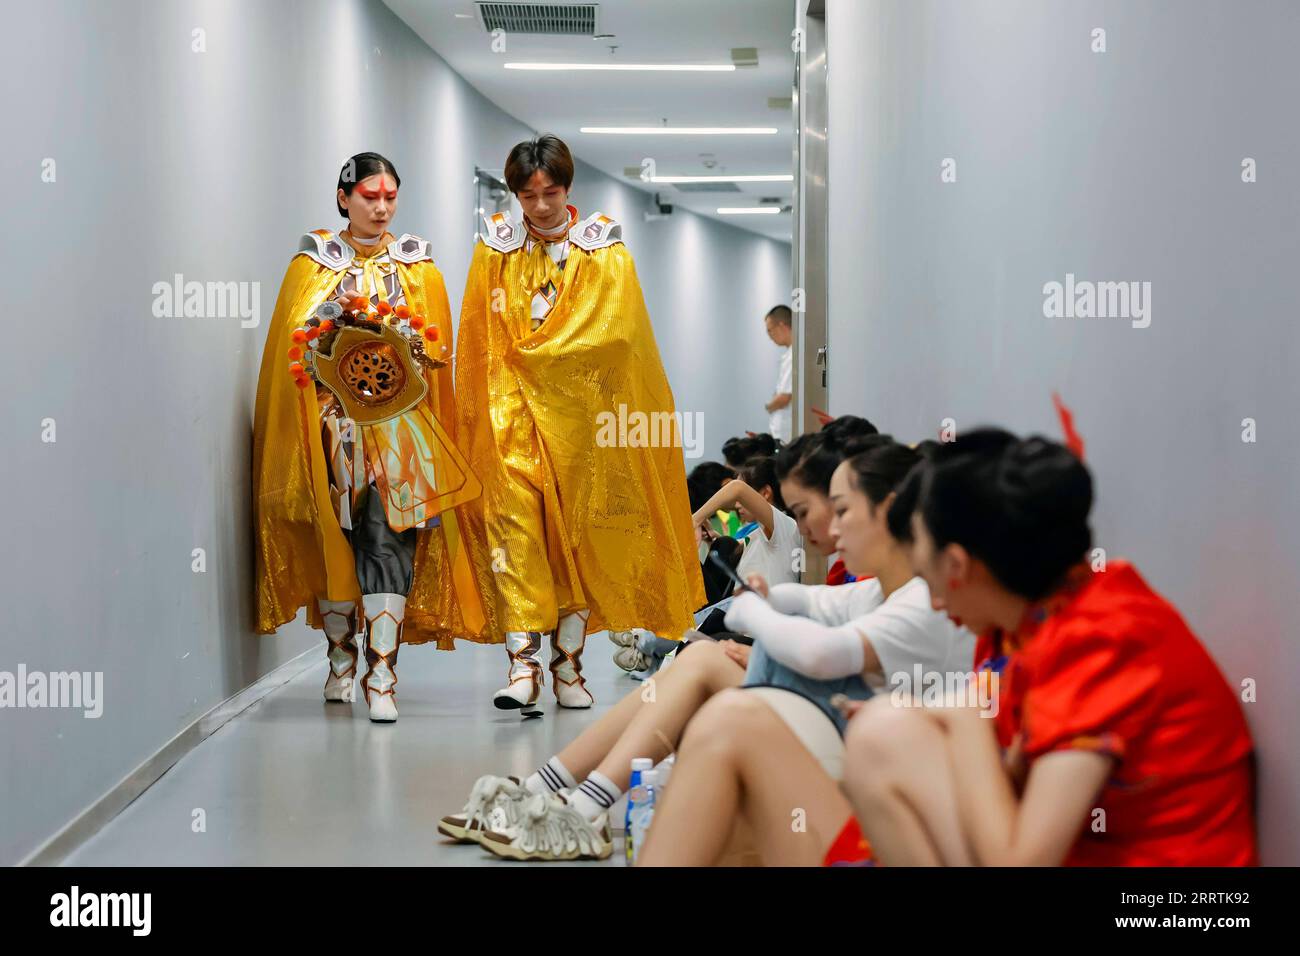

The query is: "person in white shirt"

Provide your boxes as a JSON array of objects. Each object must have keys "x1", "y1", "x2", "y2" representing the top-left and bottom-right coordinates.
[
  {"x1": 764, "y1": 305, "x2": 794, "y2": 443},
  {"x1": 693, "y1": 456, "x2": 803, "y2": 588},
  {"x1": 638, "y1": 438, "x2": 975, "y2": 867}
]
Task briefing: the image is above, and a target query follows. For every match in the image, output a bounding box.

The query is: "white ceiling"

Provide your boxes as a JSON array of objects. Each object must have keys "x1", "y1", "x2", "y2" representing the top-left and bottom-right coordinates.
[{"x1": 383, "y1": 0, "x2": 795, "y2": 242}]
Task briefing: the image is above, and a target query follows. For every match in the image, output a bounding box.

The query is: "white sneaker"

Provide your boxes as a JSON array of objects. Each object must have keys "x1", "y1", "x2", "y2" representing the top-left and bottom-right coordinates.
[
  {"x1": 608, "y1": 630, "x2": 638, "y2": 649},
  {"x1": 613, "y1": 644, "x2": 649, "y2": 673},
  {"x1": 437, "y1": 775, "x2": 530, "y2": 844},
  {"x1": 480, "y1": 793, "x2": 613, "y2": 861}
]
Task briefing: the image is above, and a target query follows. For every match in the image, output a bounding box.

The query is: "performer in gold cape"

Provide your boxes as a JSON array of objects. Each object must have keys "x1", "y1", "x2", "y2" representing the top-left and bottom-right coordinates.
[
  {"x1": 457, "y1": 135, "x2": 705, "y2": 710},
  {"x1": 253, "y1": 152, "x2": 496, "y2": 722}
]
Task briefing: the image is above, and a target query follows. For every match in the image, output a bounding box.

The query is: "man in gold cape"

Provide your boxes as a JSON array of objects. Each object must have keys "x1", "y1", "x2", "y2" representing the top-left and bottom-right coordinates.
[
  {"x1": 456, "y1": 135, "x2": 705, "y2": 710},
  {"x1": 253, "y1": 222, "x2": 498, "y2": 721}
]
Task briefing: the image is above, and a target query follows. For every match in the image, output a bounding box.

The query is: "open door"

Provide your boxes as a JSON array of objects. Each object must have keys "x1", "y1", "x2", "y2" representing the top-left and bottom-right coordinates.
[{"x1": 792, "y1": 0, "x2": 830, "y2": 583}]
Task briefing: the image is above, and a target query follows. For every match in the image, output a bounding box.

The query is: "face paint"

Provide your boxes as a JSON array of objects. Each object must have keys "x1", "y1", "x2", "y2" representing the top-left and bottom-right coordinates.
[{"x1": 356, "y1": 174, "x2": 397, "y2": 201}]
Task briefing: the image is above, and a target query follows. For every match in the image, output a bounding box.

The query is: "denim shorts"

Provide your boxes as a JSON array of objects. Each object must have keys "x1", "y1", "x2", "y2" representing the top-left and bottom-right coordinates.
[{"x1": 742, "y1": 642, "x2": 874, "y2": 736}]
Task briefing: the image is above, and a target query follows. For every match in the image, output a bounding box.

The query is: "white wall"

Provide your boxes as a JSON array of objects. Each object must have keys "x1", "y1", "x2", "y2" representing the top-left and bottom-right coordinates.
[
  {"x1": 0, "y1": 0, "x2": 789, "y2": 864},
  {"x1": 823, "y1": 0, "x2": 1298, "y2": 863}
]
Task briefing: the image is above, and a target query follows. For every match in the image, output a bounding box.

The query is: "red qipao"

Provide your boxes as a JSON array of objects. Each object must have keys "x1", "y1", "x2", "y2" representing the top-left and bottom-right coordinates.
[{"x1": 975, "y1": 561, "x2": 1257, "y2": 866}]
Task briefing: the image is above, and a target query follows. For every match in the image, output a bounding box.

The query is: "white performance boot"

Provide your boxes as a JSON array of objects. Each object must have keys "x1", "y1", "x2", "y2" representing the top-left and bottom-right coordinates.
[
  {"x1": 319, "y1": 598, "x2": 359, "y2": 703},
  {"x1": 493, "y1": 631, "x2": 544, "y2": 710},
  {"x1": 550, "y1": 610, "x2": 594, "y2": 709},
  {"x1": 360, "y1": 593, "x2": 404, "y2": 723}
]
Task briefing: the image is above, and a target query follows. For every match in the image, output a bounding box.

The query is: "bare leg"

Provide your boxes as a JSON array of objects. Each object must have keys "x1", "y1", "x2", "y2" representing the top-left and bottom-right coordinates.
[
  {"x1": 638, "y1": 689, "x2": 854, "y2": 867},
  {"x1": 590, "y1": 640, "x2": 745, "y2": 791},
  {"x1": 554, "y1": 640, "x2": 743, "y2": 787},
  {"x1": 840, "y1": 696, "x2": 975, "y2": 865}
]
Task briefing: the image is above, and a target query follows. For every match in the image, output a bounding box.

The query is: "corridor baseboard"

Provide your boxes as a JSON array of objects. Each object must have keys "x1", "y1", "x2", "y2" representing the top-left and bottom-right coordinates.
[{"x1": 19, "y1": 641, "x2": 329, "y2": 867}]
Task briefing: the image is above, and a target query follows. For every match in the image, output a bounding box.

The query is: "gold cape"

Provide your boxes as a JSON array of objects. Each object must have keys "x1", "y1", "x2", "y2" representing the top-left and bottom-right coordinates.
[
  {"x1": 252, "y1": 237, "x2": 499, "y2": 649},
  {"x1": 455, "y1": 233, "x2": 706, "y2": 639}
]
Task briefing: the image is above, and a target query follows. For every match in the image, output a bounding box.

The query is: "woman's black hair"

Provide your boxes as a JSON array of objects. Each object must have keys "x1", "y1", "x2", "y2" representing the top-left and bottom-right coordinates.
[
  {"x1": 773, "y1": 415, "x2": 879, "y2": 494},
  {"x1": 913, "y1": 428, "x2": 1093, "y2": 600},
  {"x1": 842, "y1": 436, "x2": 920, "y2": 513},
  {"x1": 735, "y1": 455, "x2": 787, "y2": 514},
  {"x1": 337, "y1": 152, "x2": 401, "y2": 218},
  {"x1": 722, "y1": 433, "x2": 778, "y2": 467},
  {"x1": 687, "y1": 461, "x2": 735, "y2": 513},
  {"x1": 886, "y1": 441, "x2": 940, "y2": 543}
]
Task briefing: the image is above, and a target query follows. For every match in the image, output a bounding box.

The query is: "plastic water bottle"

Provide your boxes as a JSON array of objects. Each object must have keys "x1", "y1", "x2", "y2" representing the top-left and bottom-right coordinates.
[
  {"x1": 628, "y1": 769, "x2": 658, "y2": 865},
  {"x1": 625, "y1": 757, "x2": 654, "y2": 863}
]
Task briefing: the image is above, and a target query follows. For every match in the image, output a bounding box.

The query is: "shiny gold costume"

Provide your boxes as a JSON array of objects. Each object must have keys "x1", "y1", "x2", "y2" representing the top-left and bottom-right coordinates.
[
  {"x1": 455, "y1": 210, "x2": 705, "y2": 639},
  {"x1": 253, "y1": 229, "x2": 498, "y2": 649}
]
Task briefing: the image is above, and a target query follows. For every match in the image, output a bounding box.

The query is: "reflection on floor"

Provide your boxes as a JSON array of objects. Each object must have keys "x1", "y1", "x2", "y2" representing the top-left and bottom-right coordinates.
[{"x1": 63, "y1": 634, "x2": 631, "y2": 866}]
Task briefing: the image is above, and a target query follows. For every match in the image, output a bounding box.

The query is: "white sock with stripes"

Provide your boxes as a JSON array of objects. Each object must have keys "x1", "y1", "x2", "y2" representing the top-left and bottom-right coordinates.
[
  {"x1": 569, "y1": 771, "x2": 621, "y2": 823},
  {"x1": 526, "y1": 756, "x2": 576, "y2": 796}
]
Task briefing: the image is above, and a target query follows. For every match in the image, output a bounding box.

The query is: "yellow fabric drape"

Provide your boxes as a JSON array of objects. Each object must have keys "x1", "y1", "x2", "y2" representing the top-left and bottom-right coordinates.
[
  {"x1": 455, "y1": 237, "x2": 706, "y2": 640},
  {"x1": 253, "y1": 244, "x2": 499, "y2": 649}
]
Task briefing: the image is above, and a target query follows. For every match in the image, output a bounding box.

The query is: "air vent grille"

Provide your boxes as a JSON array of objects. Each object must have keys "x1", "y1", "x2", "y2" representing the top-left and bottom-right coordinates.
[
  {"x1": 672, "y1": 182, "x2": 743, "y2": 193},
  {"x1": 478, "y1": 3, "x2": 598, "y2": 35}
]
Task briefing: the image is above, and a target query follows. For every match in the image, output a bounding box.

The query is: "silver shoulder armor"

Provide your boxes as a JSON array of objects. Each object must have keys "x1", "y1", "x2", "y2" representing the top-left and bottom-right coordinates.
[
  {"x1": 569, "y1": 212, "x2": 623, "y2": 251},
  {"x1": 480, "y1": 210, "x2": 525, "y2": 253},
  {"x1": 388, "y1": 233, "x2": 433, "y2": 264},
  {"x1": 296, "y1": 229, "x2": 351, "y2": 271}
]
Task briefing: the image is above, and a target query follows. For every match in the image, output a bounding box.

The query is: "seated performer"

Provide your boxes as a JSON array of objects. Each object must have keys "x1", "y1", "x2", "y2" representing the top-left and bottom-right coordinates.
[
  {"x1": 841, "y1": 430, "x2": 1258, "y2": 866},
  {"x1": 456, "y1": 134, "x2": 705, "y2": 709},
  {"x1": 252, "y1": 152, "x2": 494, "y2": 722}
]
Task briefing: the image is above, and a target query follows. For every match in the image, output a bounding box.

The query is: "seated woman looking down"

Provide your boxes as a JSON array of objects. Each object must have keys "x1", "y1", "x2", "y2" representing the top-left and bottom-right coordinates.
[
  {"x1": 637, "y1": 437, "x2": 973, "y2": 867},
  {"x1": 840, "y1": 429, "x2": 1258, "y2": 866}
]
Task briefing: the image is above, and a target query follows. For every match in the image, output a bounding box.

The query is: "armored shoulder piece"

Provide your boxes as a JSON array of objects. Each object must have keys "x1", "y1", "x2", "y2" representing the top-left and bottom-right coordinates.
[
  {"x1": 296, "y1": 229, "x2": 351, "y2": 270},
  {"x1": 569, "y1": 212, "x2": 623, "y2": 251},
  {"x1": 387, "y1": 233, "x2": 433, "y2": 264},
  {"x1": 480, "y1": 210, "x2": 525, "y2": 253}
]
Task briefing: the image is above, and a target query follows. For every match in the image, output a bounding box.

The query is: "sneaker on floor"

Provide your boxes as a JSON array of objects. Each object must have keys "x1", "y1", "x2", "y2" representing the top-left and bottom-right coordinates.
[
  {"x1": 480, "y1": 793, "x2": 613, "y2": 861},
  {"x1": 608, "y1": 630, "x2": 638, "y2": 649},
  {"x1": 613, "y1": 644, "x2": 649, "y2": 673},
  {"x1": 437, "y1": 774, "x2": 529, "y2": 845}
]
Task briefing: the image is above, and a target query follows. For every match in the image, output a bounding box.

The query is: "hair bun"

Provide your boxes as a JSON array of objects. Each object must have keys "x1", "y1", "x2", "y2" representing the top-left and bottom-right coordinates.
[
  {"x1": 996, "y1": 437, "x2": 1092, "y2": 525},
  {"x1": 821, "y1": 415, "x2": 879, "y2": 451}
]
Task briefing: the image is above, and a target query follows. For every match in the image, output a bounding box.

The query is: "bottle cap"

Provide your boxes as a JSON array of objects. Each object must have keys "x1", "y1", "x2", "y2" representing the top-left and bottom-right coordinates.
[
  {"x1": 631, "y1": 757, "x2": 654, "y2": 771},
  {"x1": 642, "y1": 770, "x2": 659, "y2": 786}
]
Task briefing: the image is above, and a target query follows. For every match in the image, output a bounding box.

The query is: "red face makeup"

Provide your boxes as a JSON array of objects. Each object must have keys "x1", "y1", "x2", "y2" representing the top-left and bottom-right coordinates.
[{"x1": 355, "y1": 174, "x2": 397, "y2": 202}]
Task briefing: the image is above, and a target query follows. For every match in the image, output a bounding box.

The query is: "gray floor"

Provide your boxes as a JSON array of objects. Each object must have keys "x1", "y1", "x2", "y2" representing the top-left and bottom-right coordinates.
[{"x1": 63, "y1": 635, "x2": 632, "y2": 866}]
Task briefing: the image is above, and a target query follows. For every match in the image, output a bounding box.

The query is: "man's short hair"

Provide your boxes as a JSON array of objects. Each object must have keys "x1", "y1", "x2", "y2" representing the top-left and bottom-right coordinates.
[
  {"x1": 766, "y1": 304, "x2": 793, "y2": 326},
  {"x1": 505, "y1": 134, "x2": 575, "y2": 193}
]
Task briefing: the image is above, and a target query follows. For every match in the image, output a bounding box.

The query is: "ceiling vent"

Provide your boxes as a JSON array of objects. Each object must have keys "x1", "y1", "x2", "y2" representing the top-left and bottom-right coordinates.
[
  {"x1": 731, "y1": 47, "x2": 759, "y2": 67},
  {"x1": 672, "y1": 182, "x2": 742, "y2": 193},
  {"x1": 768, "y1": 96, "x2": 792, "y2": 110},
  {"x1": 477, "y1": 3, "x2": 598, "y2": 36}
]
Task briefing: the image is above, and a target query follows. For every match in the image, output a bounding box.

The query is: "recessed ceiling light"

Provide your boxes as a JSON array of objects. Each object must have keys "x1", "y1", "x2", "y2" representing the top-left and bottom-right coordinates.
[
  {"x1": 717, "y1": 207, "x2": 782, "y2": 215},
  {"x1": 652, "y1": 174, "x2": 793, "y2": 183},
  {"x1": 505, "y1": 62, "x2": 735, "y2": 72},
  {"x1": 580, "y1": 127, "x2": 778, "y2": 135}
]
